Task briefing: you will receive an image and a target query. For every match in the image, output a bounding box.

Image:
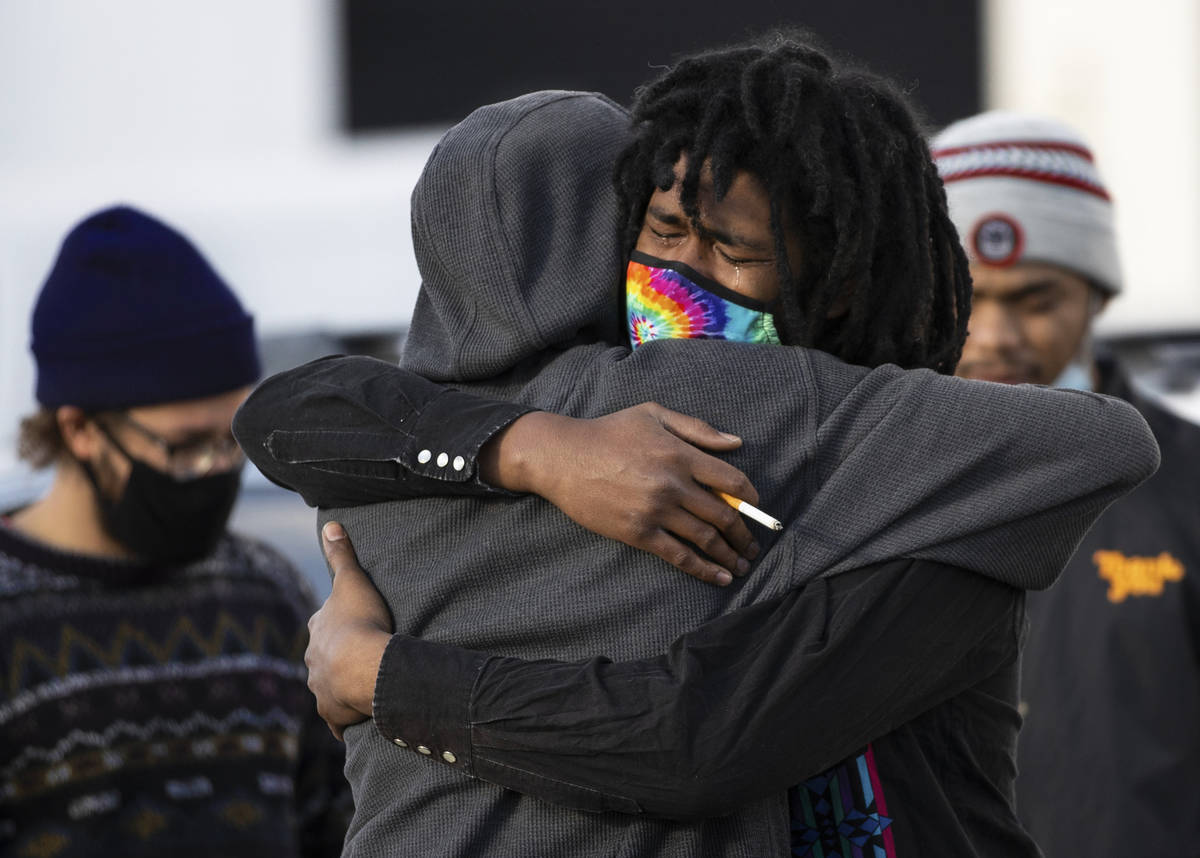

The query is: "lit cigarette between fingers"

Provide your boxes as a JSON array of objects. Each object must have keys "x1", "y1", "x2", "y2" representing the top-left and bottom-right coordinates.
[{"x1": 716, "y1": 491, "x2": 783, "y2": 531}]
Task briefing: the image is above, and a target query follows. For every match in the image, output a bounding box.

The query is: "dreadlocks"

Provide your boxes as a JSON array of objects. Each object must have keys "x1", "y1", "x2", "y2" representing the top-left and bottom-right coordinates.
[{"x1": 614, "y1": 30, "x2": 972, "y2": 373}]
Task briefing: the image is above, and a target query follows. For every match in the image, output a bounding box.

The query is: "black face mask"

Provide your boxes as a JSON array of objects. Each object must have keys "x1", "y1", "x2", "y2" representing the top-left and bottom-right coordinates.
[{"x1": 81, "y1": 434, "x2": 241, "y2": 565}]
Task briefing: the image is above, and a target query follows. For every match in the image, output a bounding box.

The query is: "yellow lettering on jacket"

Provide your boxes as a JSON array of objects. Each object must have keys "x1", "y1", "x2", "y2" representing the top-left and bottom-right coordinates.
[{"x1": 1093, "y1": 550, "x2": 1185, "y2": 603}]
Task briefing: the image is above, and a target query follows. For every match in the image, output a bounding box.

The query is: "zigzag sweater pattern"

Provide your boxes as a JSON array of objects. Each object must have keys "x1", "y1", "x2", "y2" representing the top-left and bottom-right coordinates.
[{"x1": 0, "y1": 525, "x2": 349, "y2": 858}]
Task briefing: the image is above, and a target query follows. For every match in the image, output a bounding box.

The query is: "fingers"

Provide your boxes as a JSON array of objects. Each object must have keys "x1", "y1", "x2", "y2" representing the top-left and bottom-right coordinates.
[
  {"x1": 685, "y1": 451, "x2": 760, "y2": 507},
  {"x1": 322, "y1": 521, "x2": 365, "y2": 583},
  {"x1": 318, "y1": 699, "x2": 351, "y2": 742},
  {"x1": 677, "y1": 488, "x2": 760, "y2": 561},
  {"x1": 316, "y1": 693, "x2": 346, "y2": 741},
  {"x1": 643, "y1": 530, "x2": 734, "y2": 587},
  {"x1": 640, "y1": 404, "x2": 760, "y2": 507},
  {"x1": 650, "y1": 404, "x2": 743, "y2": 451},
  {"x1": 661, "y1": 505, "x2": 750, "y2": 576}
]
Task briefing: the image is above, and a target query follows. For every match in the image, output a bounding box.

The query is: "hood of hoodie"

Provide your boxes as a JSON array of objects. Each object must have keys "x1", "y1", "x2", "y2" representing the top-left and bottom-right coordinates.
[{"x1": 400, "y1": 91, "x2": 630, "y2": 382}]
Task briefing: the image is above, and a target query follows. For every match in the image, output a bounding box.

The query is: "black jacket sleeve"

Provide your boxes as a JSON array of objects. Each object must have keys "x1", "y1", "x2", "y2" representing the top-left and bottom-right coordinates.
[
  {"x1": 232, "y1": 355, "x2": 535, "y2": 507},
  {"x1": 371, "y1": 558, "x2": 1023, "y2": 819}
]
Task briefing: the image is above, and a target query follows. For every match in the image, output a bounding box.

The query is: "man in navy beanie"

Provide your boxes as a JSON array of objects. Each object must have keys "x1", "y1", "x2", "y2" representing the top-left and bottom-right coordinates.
[{"x1": 0, "y1": 206, "x2": 350, "y2": 857}]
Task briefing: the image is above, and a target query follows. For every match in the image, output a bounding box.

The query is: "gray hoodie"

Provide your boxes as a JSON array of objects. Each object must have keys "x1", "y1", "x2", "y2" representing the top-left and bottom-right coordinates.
[{"x1": 330, "y1": 91, "x2": 1158, "y2": 857}]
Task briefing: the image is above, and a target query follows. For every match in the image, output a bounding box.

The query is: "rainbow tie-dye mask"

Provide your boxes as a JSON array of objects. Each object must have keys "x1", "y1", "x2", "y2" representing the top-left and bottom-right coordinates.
[{"x1": 626, "y1": 250, "x2": 781, "y2": 349}]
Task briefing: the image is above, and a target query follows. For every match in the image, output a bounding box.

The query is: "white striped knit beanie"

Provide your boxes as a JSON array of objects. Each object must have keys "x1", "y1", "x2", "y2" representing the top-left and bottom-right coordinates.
[{"x1": 931, "y1": 111, "x2": 1122, "y2": 294}]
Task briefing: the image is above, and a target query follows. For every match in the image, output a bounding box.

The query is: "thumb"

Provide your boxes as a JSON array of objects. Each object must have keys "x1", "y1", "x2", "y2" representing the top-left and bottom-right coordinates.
[
  {"x1": 322, "y1": 521, "x2": 365, "y2": 585},
  {"x1": 655, "y1": 407, "x2": 742, "y2": 450}
]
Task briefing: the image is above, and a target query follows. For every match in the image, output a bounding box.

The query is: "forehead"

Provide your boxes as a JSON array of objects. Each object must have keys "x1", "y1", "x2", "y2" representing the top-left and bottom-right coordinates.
[
  {"x1": 649, "y1": 159, "x2": 774, "y2": 235},
  {"x1": 128, "y1": 387, "x2": 250, "y2": 435},
  {"x1": 968, "y1": 261, "x2": 1091, "y2": 296}
]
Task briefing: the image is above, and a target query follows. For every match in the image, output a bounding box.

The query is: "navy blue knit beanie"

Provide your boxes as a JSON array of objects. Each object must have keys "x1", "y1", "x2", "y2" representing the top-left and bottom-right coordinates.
[{"x1": 31, "y1": 205, "x2": 261, "y2": 410}]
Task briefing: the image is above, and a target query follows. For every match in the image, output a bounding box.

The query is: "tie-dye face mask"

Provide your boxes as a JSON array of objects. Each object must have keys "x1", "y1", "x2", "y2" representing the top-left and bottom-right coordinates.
[{"x1": 626, "y1": 250, "x2": 781, "y2": 349}]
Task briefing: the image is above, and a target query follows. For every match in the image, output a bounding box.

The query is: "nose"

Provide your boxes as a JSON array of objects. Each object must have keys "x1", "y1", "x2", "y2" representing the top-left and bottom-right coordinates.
[
  {"x1": 965, "y1": 299, "x2": 1023, "y2": 357},
  {"x1": 670, "y1": 239, "x2": 724, "y2": 287}
]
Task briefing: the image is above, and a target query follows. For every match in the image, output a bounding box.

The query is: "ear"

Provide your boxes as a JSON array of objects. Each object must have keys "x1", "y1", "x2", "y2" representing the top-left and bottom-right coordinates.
[
  {"x1": 1092, "y1": 289, "x2": 1112, "y2": 318},
  {"x1": 56, "y1": 406, "x2": 101, "y2": 461}
]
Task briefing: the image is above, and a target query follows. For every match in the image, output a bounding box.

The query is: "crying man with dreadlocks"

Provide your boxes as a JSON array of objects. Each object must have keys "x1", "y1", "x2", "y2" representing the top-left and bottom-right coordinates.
[
  {"x1": 236, "y1": 31, "x2": 1157, "y2": 858},
  {"x1": 616, "y1": 35, "x2": 970, "y2": 374}
]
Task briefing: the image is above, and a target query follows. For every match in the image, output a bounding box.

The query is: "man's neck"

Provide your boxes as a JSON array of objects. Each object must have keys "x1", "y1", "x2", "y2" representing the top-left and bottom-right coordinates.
[{"x1": 8, "y1": 464, "x2": 134, "y2": 559}]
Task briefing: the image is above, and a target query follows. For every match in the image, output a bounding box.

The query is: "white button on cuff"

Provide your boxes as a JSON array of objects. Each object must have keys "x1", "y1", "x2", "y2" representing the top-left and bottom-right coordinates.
[
  {"x1": 442, "y1": 751, "x2": 457, "y2": 764},
  {"x1": 393, "y1": 738, "x2": 408, "y2": 748},
  {"x1": 417, "y1": 449, "x2": 432, "y2": 464},
  {"x1": 452, "y1": 456, "x2": 465, "y2": 472},
  {"x1": 417, "y1": 745, "x2": 432, "y2": 755},
  {"x1": 436, "y1": 452, "x2": 449, "y2": 468}
]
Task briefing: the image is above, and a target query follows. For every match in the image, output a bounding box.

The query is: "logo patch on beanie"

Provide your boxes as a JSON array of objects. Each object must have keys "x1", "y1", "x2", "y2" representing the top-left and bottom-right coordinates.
[{"x1": 971, "y1": 214, "x2": 1024, "y2": 266}]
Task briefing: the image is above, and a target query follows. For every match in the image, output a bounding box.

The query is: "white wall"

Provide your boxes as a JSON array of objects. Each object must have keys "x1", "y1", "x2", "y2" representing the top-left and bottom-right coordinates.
[
  {"x1": 4, "y1": 0, "x2": 1198, "y2": 482},
  {"x1": 984, "y1": 0, "x2": 1200, "y2": 335},
  {"x1": 0, "y1": 1, "x2": 337, "y2": 164},
  {"x1": 0, "y1": 1, "x2": 442, "y2": 478}
]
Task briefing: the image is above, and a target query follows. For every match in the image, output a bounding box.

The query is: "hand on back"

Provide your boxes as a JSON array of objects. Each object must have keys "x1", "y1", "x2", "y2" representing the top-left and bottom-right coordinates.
[
  {"x1": 481, "y1": 403, "x2": 762, "y2": 586},
  {"x1": 306, "y1": 522, "x2": 392, "y2": 739}
]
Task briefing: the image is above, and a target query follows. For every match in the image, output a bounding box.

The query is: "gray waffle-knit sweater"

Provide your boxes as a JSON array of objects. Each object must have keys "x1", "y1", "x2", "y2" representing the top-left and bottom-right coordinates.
[{"x1": 330, "y1": 91, "x2": 1159, "y2": 856}]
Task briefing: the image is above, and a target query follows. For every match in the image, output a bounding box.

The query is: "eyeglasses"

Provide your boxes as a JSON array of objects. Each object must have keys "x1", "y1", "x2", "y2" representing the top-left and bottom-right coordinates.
[{"x1": 102, "y1": 412, "x2": 245, "y2": 480}]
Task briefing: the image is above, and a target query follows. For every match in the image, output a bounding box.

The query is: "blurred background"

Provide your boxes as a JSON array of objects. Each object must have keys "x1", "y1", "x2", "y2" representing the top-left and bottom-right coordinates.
[{"x1": 2, "y1": 0, "x2": 1197, "y2": 596}]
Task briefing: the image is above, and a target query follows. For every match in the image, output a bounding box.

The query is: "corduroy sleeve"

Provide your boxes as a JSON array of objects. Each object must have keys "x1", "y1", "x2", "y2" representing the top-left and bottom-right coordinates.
[
  {"x1": 371, "y1": 558, "x2": 1021, "y2": 819},
  {"x1": 233, "y1": 355, "x2": 534, "y2": 507}
]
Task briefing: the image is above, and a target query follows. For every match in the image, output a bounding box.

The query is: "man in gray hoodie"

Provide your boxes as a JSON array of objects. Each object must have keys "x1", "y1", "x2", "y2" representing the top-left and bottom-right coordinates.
[{"x1": 238, "y1": 36, "x2": 1158, "y2": 858}]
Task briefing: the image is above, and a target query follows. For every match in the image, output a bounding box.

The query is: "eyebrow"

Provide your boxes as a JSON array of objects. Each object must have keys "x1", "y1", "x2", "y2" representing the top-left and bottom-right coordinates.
[
  {"x1": 704, "y1": 223, "x2": 772, "y2": 254},
  {"x1": 1004, "y1": 280, "x2": 1062, "y2": 301},
  {"x1": 645, "y1": 205, "x2": 773, "y2": 253},
  {"x1": 645, "y1": 205, "x2": 687, "y2": 228},
  {"x1": 168, "y1": 428, "x2": 233, "y2": 447}
]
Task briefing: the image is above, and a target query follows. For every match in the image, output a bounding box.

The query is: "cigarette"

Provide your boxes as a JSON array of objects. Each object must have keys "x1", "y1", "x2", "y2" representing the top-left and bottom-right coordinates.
[{"x1": 717, "y1": 492, "x2": 783, "y2": 531}]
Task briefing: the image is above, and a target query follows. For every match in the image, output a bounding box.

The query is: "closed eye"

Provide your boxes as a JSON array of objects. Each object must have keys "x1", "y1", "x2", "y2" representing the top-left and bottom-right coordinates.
[
  {"x1": 1011, "y1": 284, "x2": 1063, "y2": 314},
  {"x1": 1019, "y1": 296, "x2": 1059, "y2": 314},
  {"x1": 649, "y1": 226, "x2": 685, "y2": 244},
  {"x1": 716, "y1": 245, "x2": 771, "y2": 266}
]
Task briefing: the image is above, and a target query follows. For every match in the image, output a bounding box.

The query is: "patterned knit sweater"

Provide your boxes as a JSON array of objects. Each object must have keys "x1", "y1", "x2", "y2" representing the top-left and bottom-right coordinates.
[{"x1": 0, "y1": 522, "x2": 350, "y2": 858}]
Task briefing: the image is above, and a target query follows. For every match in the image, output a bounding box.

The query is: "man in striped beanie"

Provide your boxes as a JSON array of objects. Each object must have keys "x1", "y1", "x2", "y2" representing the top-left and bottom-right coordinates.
[
  {"x1": 933, "y1": 111, "x2": 1119, "y2": 388},
  {"x1": 933, "y1": 112, "x2": 1200, "y2": 858}
]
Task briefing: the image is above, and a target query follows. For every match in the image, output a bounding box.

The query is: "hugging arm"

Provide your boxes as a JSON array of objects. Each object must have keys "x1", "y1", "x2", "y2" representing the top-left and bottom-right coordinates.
[
  {"x1": 236, "y1": 348, "x2": 1160, "y2": 591},
  {"x1": 314, "y1": 527, "x2": 1019, "y2": 819},
  {"x1": 778, "y1": 353, "x2": 1163, "y2": 590},
  {"x1": 234, "y1": 355, "x2": 763, "y2": 584},
  {"x1": 232, "y1": 355, "x2": 533, "y2": 507},
  {"x1": 299, "y1": 346, "x2": 1157, "y2": 817}
]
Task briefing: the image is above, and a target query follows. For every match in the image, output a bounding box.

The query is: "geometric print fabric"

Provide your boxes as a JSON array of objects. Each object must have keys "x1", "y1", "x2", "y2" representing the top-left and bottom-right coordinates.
[{"x1": 790, "y1": 744, "x2": 896, "y2": 858}]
